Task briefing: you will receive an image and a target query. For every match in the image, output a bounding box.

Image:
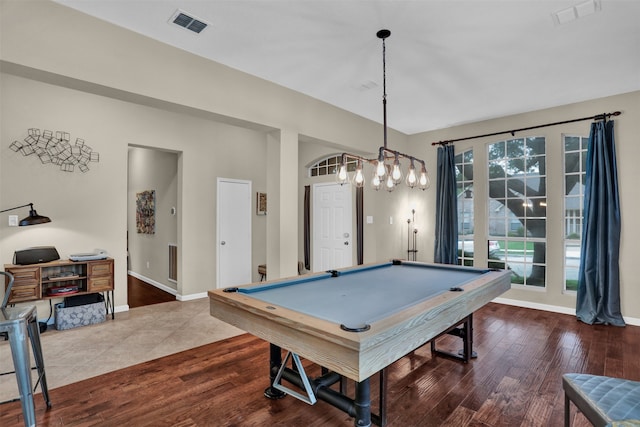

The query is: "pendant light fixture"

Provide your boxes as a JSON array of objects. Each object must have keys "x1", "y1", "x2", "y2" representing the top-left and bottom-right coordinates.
[{"x1": 336, "y1": 29, "x2": 430, "y2": 192}]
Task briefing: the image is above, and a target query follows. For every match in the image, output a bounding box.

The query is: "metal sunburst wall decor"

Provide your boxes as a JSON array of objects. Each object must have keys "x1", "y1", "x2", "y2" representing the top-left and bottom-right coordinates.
[{"x1": 9, "y1": 128, "x2": 100, "y2": 173}]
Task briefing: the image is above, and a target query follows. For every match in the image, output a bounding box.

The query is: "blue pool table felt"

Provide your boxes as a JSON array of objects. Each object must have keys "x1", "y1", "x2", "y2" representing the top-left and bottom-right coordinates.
[{"x1": 237, "y1": 262, "x2": 489, "y2": 329}]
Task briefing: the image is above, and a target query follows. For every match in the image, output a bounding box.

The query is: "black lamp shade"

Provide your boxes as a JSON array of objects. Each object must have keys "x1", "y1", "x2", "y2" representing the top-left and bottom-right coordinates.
[
  {"x1": 0, "y1": 203, "x2": 52, "y2": 226},
  {"x1": 20, "y1": 208, "x2": 51, "y2": 226}
]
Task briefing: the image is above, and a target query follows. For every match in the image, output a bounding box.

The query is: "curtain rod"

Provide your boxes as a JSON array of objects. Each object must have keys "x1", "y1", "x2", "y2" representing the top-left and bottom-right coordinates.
[{"x1": 431, "y1": 111, "x2": 622, "y2": 146}]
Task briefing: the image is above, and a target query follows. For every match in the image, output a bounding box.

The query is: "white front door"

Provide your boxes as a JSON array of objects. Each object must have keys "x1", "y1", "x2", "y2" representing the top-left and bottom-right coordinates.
[
  {"x1": 312, "y1": 183, "x2": 353, "y2": 272},
  {"x1": 217, "y1": 178, "x2": 252, "y2": 288}
]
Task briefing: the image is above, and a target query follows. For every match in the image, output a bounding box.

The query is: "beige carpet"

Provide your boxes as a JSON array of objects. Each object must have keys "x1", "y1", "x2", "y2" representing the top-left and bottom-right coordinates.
[{"x1": 0, "y1": 298, "x2": 243, "y2": 403}]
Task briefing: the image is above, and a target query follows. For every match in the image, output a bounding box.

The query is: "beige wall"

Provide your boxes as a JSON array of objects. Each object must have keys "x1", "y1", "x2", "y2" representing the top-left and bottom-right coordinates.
[
  {"x1": 0, "y1": 73, "x2": 269, "y2": 312},
  {"x1": 412, "y1": 90, "x2": 640, "y2": 322}
]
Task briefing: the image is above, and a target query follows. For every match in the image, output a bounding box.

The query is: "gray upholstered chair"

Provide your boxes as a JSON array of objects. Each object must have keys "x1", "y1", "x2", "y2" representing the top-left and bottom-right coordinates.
[{"x1": 563, "y1": 373, "x2": 640, "y2": 426}]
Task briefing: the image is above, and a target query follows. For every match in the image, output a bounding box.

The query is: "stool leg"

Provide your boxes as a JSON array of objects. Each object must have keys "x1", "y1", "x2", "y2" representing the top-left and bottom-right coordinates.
[
  {"x1": 565, "y1": 393, "x2": 570, "y2": 427},
  {"x1": 27, "y1": 316, "x2": 51, "y2": 408},
  {"x1": 8, "y1": 321, "x2": 36, "y2": 427}
]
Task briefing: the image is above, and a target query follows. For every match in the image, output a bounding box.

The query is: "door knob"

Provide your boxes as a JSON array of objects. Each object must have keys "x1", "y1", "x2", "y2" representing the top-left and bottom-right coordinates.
[{"x1": 221, "y1": 241, "x2": 226, "y2": 245}]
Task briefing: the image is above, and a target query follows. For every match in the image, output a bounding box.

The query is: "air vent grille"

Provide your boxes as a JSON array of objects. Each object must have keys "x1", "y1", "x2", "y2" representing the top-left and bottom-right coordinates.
[{"x1": 170, "y1": 10, "x2": 208, "y2": 34}]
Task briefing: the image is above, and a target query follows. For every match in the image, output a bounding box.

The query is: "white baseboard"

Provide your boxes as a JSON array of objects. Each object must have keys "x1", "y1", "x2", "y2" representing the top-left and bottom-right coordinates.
[
  {"x1": 128, "y1": 270, "x2": 178, "y2": 296},
  {"x1": 177, "y1": 292, "x2": 208, "y2": 301},
  {"x1": 115, "y1": 304, "x2": 129, "y2": 313},
  {"x1": 127, "y1": 271, "x2": 209, "y2": 302},
  {"x1": 493, "y1": 297, "x2": 640, "y2": 326}
]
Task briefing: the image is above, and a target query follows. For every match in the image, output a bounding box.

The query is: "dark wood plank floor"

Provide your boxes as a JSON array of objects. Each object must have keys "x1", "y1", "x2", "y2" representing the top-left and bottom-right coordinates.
[
  {"x1": 127, "y1": 274, "x2": 175, "y2": 308},
  {"x1": 2, "y1": 303, "x2": 638, "y2": 426}
]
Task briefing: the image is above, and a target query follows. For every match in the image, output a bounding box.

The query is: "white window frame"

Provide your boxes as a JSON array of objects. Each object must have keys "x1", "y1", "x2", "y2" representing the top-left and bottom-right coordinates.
[
  {"x1": 562, "y1": 134, "x2": 589, "y2": 293},
  {"x1": 487, "y1": 137, "x2": 547, "y2": 288}
]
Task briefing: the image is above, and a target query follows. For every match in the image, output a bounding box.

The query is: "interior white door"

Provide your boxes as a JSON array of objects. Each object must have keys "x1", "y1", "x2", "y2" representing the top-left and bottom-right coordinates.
[
  {"x1": 217, "y1": 178, "x2": 252, "y2": 288},
  {"x1": 312, "y1": 183, "x2": 353, "y2": 272}
]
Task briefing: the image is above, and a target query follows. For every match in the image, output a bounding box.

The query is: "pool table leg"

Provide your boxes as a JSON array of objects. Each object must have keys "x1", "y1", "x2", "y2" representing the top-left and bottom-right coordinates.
[
  {"x1": 354, "y1": 378, "x2": 372, "y2": 427},
  {"x1": 264, "y1": 343, "x2": 287, "y2": 399}
]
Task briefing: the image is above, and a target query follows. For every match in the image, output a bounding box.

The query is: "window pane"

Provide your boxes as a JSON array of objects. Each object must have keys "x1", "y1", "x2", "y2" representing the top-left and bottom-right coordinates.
[
  {"x1": 489, "y1": 162, "x2": 506, "y2": 179},
  {"x1": 581, "y1": 137, "x2": 589, "y2": 150},
  {"x1": 565, "y1": 136, "x2": 580, "y2": 151},
  {"x1": 506, "y1": 138, "x2": 524, "y2": 156},
  {"x1": 463, "y1": 164, "x2": 473, "y2": 180},
  {"x1": 565, "y1": 152, "x2": 580, "y2": 173},
  {"x1": 526, "y1": 218, "x2": 545, "y2": 237},
  {"x1": 526, "y1": 137, "x2": 545, "y2": 155},
  {"x1": 489, "y1": 218, "x2": 507, "y2": 237},
  {"x1": 488, "y1": 142, "x2": 505, "y2": 160}
]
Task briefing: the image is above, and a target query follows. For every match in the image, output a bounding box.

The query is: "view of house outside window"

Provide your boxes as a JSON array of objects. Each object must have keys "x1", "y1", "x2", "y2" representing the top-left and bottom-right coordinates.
[
  {"x1": 487, "y1": 137, "x2": 547, "y2": 287},
  {"x1": 563, "y1": 135, "x2": 588, "y2": 292},
  {"x1": 455, "y1": 149, "x2": 474, "y2": 266}
]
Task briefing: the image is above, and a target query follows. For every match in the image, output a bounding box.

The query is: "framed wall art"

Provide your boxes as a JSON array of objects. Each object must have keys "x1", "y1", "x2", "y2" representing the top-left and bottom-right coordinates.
[
  {"x1": 136, "y1": 190, "x2": 156, "y2": 234},
  {"x1": 257, "y1": 192, "x2": 267, "y2": 215}
]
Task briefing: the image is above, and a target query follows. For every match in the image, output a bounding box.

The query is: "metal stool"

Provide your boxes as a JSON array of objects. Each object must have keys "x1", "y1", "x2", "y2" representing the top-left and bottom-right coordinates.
[{"x1": 1, "y1": 271, "x2": 51, "y2": 427}]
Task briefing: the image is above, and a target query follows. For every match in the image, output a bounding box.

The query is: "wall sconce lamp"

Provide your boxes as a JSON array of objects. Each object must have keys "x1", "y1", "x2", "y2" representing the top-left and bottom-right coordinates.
[
  {"x1": 336, "y1": 29, "x2": 430, "y2": 192},
  {"x1": 0, "y1": 203, "x2": 51, "y2": 226}
]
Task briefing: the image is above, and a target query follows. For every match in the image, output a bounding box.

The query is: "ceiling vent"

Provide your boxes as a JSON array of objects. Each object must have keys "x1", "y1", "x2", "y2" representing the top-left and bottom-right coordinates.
[
  {"x1": 552, "y1": 0, "x2": 601, "y2": 25},
  {"x1": 169, "y1": 10, "x2": 209, "y2": 34}
]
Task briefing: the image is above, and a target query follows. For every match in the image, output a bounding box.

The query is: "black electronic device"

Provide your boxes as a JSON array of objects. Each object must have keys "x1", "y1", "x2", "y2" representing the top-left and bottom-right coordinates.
[
  {"x1": 13, "y1": 246, "x2": 60, "y2": 265},
  {"x1": 64, "y1": 293, "x2": 104, "y2": 307}
]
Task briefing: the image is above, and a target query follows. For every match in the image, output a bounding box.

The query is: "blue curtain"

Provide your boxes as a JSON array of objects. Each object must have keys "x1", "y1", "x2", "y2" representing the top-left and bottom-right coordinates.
[
  {"x1": 576, "y1": 120, "x2": 625, "y2": 326},
  {"x1": 434, "y1": 145, "x2": 458, "y2": 264}
]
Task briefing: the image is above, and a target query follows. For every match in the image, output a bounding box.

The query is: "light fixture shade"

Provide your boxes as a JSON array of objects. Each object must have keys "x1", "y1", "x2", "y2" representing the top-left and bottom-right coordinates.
[
  {"x1": 336, "y1": 163, "x2": 349, "y2": 185},
  {"x1": 371, "y1": 170, "x2": 382, "y2": 191},
  {"x1": 391, "y1": 157, "x2": 403, "y2": 185},
  {"x1": 0, "y1": 203, "x2": 52, "y2": 226},
  {"x1": 406, "y1": 163, "x2": 418, "y2": 188},
  {"x1": 418, "y1": 169, "x2": 430, "y2": 191},
  {"x1": 375, "y1": 156, "x2": 386, "y2": 179},
  {"x1": 20, "y1": 208, "x2": 51, "y2": 226},
  {"x1": 385, "y1": 173, "x2": 395, "y2": 192},
  {"x1": 351, "y1": 161, "x2": 365, "y2": 188}
]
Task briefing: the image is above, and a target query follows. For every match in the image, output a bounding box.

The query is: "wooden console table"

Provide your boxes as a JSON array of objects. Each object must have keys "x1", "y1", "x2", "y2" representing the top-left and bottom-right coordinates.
[{"x1": 4, "y1": 258, "x2": 115, "y2": 319}]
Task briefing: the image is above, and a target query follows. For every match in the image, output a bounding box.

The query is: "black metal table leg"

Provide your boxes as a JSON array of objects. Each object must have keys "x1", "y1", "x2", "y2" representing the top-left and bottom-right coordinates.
[
  {"x1": 264, "y1": 343, "x2": 286, "y2": 399},
  {"x1": 354, "y1": 378, "x2": 372, "y2": 427}
]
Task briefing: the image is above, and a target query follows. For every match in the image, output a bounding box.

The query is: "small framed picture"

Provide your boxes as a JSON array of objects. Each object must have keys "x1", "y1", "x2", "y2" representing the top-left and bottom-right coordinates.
[{"x1": 257, "y1": 192, "x2": 267, "y2": 215}]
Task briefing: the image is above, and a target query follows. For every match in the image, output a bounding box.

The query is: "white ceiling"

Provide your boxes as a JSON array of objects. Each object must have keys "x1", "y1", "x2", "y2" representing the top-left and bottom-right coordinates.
[{"x1": 53, "y1": 0, "x2": 640, "y2": 135}]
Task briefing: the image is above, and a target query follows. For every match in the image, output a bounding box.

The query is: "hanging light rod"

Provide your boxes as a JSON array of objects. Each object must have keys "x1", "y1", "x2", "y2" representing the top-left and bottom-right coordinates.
[
  {"x1": 0, "y1": 203, "x2": 52, "y2": 226},
  {"x1": 337, "y1": 29, "x2": 430, "y2": 192},
  {"x1": 431, "y1": 111, "x2": 622, "y2": 146}
]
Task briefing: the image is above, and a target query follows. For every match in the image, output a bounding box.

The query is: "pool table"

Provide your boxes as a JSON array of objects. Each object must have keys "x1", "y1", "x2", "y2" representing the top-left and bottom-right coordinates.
[{"x1": 209, "y1": 260, "x2": 510, "y2": 426}]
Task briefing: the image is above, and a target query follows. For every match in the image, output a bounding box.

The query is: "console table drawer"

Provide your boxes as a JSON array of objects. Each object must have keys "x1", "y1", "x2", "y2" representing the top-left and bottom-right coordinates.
[
  {"x1": 88, "y1": 262, "x2": 113, "y2": 277},
  {"x1": 8, "y1": 284, "x2": 40, "y2": 302},
  {"x1": 7, "y1": 267, "x2": 40, "y2": 283},
  {"x1": 88, "y1": 276, "x2": 113, "y2": 292}
]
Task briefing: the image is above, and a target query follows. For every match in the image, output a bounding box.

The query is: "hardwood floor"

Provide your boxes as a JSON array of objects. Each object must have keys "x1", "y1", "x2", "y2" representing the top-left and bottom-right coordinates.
[
  {"x1": 2, "y1": 303, "x2": 638, "y2": 426},
  {"x1": 127, "y1": 274, "x2": 175, "y2": 308}
]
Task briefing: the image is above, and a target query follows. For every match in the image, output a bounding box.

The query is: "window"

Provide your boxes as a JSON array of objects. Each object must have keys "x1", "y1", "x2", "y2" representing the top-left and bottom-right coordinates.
[
  {"x1": 563, "y1": 135, "x2": 588, "y2": 292},
  {"x1": 309, "y1": 155, "x2": 358, "y2": 177},
  {"x1": 487, "y1": 137, "x2": 546, "y2": 287},
  {"x1": 455, "y1": 149, "x2": 474, "y2": 266}
]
